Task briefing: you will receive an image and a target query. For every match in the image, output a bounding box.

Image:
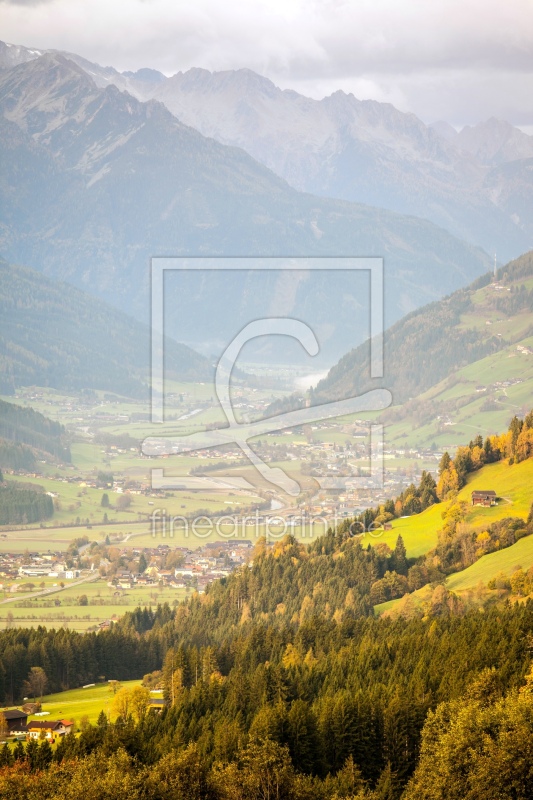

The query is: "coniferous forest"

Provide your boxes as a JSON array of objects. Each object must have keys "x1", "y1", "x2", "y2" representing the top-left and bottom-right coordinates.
[
  {"x1": 1, "y1": 412, "x2": 533, "y2": 797},
  {"x1": 1, "y1": 521, "x2": 533, "y2": 798}
]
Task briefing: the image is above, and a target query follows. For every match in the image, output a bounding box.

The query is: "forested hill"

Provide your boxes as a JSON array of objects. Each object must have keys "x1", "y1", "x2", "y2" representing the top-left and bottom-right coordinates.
[
  {"x1": 0, "y1": 258, "x2": 211, "y2": 397},
  {"x1": 1, "y1": 422, "x2": 533, "y2": 796},
  {"x1": 1, "y1": 546, "x2": 533, "y2": 797},
  {"x1": 0, "y1": 397, "x2": 70, "y2": 467},
  {"x1": 314, "y1": 249, "x2": 533, "y2": 405}
]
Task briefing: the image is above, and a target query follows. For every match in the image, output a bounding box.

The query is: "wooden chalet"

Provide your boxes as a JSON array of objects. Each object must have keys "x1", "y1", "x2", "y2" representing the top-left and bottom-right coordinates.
[{"x1": 471, "y1": 490, "x2": 497, "y2": 507}]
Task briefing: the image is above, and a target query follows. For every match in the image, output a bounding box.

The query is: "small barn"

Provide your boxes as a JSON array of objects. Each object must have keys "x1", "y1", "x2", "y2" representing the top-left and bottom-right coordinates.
[{"x1": 471, "y1": 490, "x2": 497, "y2": 507}]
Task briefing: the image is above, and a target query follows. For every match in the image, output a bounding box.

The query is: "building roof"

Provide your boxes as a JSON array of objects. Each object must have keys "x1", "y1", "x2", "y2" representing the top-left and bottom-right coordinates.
[
  {"x1": 28, "y1": 720, "x2": 62, "y2": 730},
  {"x1": 471, "y1": 490, "x2": 496, "y2": 496},
  {"x1": 1, "y1": 709, "x2": 28, "y2": 720}
]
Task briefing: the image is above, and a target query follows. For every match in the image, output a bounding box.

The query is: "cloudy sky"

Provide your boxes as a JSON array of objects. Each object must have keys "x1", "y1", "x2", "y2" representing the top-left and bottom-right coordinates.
[{"x1": 2, "y1": 0, "x2": 533, "y2": 128}]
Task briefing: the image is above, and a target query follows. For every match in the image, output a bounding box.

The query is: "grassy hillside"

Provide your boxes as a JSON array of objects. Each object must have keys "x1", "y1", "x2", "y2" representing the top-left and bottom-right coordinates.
[
  {"x1": 373, "y1": 455, "x2": 533, "y2": 617},
  {"x1": 446, "y1": 535, "x2": 533, "y2": 592},
  {"x1": 369, "y1": 457, "x2": 533, "y2": 557},
  {"x1": 315, "y1": 250, "x2": 533, "y2": 414},
  {"x1": 0, "y1": 258, "x2": 210, "y2": 397},
  {"x1": 25, "y1": 680, "x2": 142, "y2": 726},
  {"x1": 380, "y1": 332, "x2": 533, "y2": 450},
  {"x1": 376, "y1": 532, "x2": 533, "y2": 617}
]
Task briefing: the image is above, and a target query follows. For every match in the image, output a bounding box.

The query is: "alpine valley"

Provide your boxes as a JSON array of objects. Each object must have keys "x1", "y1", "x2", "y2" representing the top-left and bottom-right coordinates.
[{"x1": 1, "y1": 25, "x2": 533, "y2": 800}]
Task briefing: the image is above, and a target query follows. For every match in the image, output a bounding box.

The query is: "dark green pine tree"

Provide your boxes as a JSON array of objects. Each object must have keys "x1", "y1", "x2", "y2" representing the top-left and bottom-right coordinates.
[
  {"x1": 25, "y1": 737, "x2": 39, "y2": 771},
  {"x1": 393, "y1": 535, "x2": 408, "y2": 575},
  {"x1": 35, "y1": 739, "x2": 53, "y2": 770},
  {"x1": 0, "y1": 741, "x2": 13, "y2": 767},
  {"x1": 286, "y1": 699, "x2": 320, "y2": 775},
  {"x1": 13, "y1": 740, "x2": 25, "y2": 762}
]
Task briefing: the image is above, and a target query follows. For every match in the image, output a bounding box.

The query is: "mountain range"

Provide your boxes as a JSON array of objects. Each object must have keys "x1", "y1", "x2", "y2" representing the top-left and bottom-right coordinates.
[
  {"x1": 0, "y1": 43, "x2": 494, "y2": 363},
  {"x1": 1, "y1": 40, "x2": 531, "y2": 263}
]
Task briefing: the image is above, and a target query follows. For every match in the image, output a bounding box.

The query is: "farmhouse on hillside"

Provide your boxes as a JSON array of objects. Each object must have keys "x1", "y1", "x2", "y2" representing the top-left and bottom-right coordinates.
[
  {"x1": 0, "y1": 709, "x2": 28, "y2": 733},
  {"x1": 27, "y1": 719, "x2": 74, "y2": 741},
  {"x1": 471, "y1": 490, "x2": 497, "y2": 507}
]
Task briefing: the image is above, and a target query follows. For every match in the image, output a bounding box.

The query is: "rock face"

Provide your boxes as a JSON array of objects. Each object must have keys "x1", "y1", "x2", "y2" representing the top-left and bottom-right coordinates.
[
  {"x1": 140, "y1": 78, "x2": 533, "y2": 262},
  {"x1": 455, "y1": 117, "x2": 533, "y2": 165},
  {"x1": 0, "y1": 48, "x2": 491, "y2": 362},
  {"x1": 140, "y1": 67, "x2": 533, "y2": 261}
]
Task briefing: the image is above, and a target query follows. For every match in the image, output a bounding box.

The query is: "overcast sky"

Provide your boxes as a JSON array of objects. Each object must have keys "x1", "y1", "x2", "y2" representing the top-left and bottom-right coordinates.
[{"x1": 2, "y1": 0, "x2": 533, "y2": 129}]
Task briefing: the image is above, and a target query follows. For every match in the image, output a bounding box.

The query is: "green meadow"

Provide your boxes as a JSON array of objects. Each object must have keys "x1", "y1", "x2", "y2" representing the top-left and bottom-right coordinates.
[
  {"x1": 367, "y1": 457, "x2": 533, "y2": 558},
  {"x1": 375, "y1": 533, "x2": 533, "y2": 618},
  {"x1": 0, "y1": 578, "x2": 189, "y2": 631},
  {"x1": 28, "y1": 680, "x2": 142, "y2": 726},
  {"x1": 446, "y1": 534, "x2": 533, "y2": 592}
]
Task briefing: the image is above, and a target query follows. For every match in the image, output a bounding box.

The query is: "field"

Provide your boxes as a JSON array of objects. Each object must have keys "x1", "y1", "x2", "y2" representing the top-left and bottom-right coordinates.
[
  {"x1": 375, "y1": 532, "x2": 533, "y2": 618},
  {"x1": 366, "y1": 457, "x2": 533, "y2": 558},
  {"x1": 446, "y1": 534, "x2": 533, "y2": 592},
  {"x1": 26, "y1": 680, "x2": 143, "y2": 726},
  {"x1": 373, "y1": 457, "x2": 533, "y2": 616},
  {"x1": 0, "y1": 577, "x2": 188, "y2": 631},
  {"x1": 3, "y1": 473, "x2": 264, "y2": 529},
  {"x1": 379, "y1": 293, "x2": 533, "y2": 451}
]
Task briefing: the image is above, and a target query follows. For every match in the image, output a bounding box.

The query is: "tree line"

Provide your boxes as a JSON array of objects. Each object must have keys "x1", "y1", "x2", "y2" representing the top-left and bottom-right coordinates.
[
  {"x1": 0, "y1": 399, "x2": 71, "y2": 465},
  {"x1": 0, "y1": 482, "x2": 54, "y2": 525}
]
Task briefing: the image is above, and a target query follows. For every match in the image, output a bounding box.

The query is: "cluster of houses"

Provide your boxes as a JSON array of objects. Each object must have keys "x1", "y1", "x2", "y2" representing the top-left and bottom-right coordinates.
[
  {"x1": 0, "y1": 539, "x2": 257, "y2": 602},
  {"x1": 109, "y1": 540, "x2": 254, "y2": 594},
  {"x1": 1, "y1": 709, "x2": 73, "y2": 742},
  {"x1": 0, "y1": 551, "x2": 81, "y2": 590}
]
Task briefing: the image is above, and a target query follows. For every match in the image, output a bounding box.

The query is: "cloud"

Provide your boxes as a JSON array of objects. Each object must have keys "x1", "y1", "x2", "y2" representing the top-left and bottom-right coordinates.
[
  {"x1": 0, "y1": 1, "x2": 53, "y2": 5},
  {"x1": 1, "y1": 0, "x2": 532, "y2": 125}
]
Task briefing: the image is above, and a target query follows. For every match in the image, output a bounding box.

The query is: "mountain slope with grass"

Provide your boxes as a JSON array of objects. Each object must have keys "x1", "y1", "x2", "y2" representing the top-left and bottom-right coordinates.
[
  {"x1": 373, "y1": 456, "x2": 533, "y2": 559},
  {"x1": 373, "y1": 454, "x2": 533, "y2": 617},
  {"x1": 314, "y1": 249, "x2": 533, "y2": 410}
]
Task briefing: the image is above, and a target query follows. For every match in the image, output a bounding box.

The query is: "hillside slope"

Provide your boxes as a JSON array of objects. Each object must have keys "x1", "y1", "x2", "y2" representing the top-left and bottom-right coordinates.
[
  {"x1": 374, "y1": 457, "x2": 533, "y2": 559},
  {"x1": 0, "y1": 397, "x2": 70, "y2": 468},
  {"x1": 0, "y1": 258, "x2": 210, "y2": 396},
  {"x1": 315, "y1": 249, "x2": 533, "y2": 407}
]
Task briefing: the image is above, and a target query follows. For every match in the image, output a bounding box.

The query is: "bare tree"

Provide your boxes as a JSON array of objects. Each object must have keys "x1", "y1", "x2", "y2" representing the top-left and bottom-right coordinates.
[{"x1": 23, "y1": 666, "x2": 48, "y2": 701}]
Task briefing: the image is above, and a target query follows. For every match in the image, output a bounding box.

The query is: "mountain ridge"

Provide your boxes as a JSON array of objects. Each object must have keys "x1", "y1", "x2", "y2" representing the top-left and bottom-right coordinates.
[
  {"x1": 314, "y1": 249, "x2": 533, "y2": 411},
  {"x1": 2, "y1": 39, "x2": 532, "y2": 260},
  {"x1": 0, "y1": 51, "x2": 492, "y2": 361}
]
